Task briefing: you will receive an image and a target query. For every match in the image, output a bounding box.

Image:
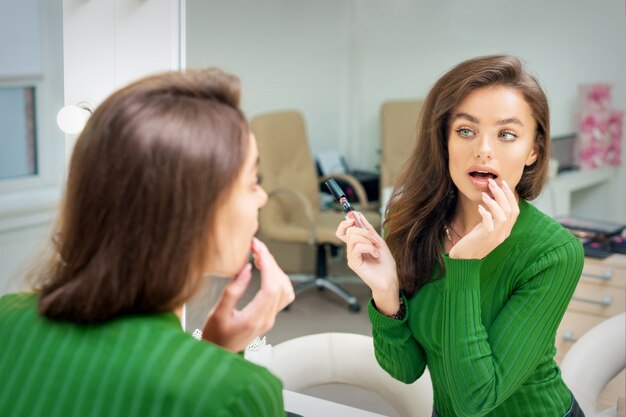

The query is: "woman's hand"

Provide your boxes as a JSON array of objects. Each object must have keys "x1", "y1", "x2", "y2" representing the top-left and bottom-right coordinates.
[
  {"x1": 336, "y1": 213, "x2": 400, "y2": 316},
  {"x1": 202, "y1": 238, "x2": 295, "y2": 352},
  {"x1": 449, "y1": 178, "x2": 519, "y2": 260}
]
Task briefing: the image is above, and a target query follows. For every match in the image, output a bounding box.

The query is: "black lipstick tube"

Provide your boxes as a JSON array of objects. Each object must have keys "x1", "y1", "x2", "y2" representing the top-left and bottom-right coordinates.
[{"x1": 324, "y1": 178, "x2": 365, "y2": 228}]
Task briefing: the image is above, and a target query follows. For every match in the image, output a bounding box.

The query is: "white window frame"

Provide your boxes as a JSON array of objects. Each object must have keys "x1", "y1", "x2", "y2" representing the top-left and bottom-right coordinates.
[{"x1": 0, "y1": 0, "x2": 64, "y2": 232}]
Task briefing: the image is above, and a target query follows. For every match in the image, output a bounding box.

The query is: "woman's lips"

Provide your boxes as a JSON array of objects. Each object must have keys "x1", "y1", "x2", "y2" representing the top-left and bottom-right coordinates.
[{"x1": 468, "y1": 173, "x2": 491, "y2": 189}]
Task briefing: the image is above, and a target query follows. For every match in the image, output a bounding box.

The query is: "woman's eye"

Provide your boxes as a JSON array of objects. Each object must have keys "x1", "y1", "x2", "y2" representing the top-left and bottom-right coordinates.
[
  {"x1": 499, "y1": 131, "x2": 517, "y2": 141},
  {"x1": 256, "y1": 174, "x2": 263, "y2": 185},
  {"x1": 456, "y1": 128, "x2": 474, "y2": 138}
]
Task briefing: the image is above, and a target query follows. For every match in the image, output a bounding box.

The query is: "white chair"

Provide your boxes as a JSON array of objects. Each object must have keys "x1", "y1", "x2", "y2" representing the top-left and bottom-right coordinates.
[
  {"x1": 560, "y1": 312, "x2": 625, "y2": 417},
  {"x1": 270, "y1": 332, "x2": 433, "y2": 417}
]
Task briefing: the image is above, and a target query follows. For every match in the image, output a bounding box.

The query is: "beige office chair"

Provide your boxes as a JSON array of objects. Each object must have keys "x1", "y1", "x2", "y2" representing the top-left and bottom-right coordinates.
[
  {"x1": 379, "y1": 100, "x2": 423, "y2": 221},
  {"x1": 560, "y1": 312, "x2": 625, "y2": 417},
  {"x1": 380, "y1": 99, "x2": 424, "y2": 190},
  {"x1": 271, "y1": 332, "x2": 434, "y2": 417},
  {"x1": 250, "y1": 110, "x2": 381, "y2": 312}
]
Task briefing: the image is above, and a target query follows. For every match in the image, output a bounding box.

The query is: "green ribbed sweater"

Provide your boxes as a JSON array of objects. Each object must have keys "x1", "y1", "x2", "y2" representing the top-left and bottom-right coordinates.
[
  {"x1": 369, "y1": 200, "x2": 584, "y2": 417},
  {"x1": 0, "y1": 293, "x2": 285, "y2": 417}
]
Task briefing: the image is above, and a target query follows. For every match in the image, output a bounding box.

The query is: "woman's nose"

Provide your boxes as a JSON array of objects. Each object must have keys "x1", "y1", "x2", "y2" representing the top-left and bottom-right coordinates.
[
  {"x1": 473, "y1": 135, "x2": 495, "y2": 160},
  {"x1": 258, "y1": 187, "x2": 268, "y2": 208}
]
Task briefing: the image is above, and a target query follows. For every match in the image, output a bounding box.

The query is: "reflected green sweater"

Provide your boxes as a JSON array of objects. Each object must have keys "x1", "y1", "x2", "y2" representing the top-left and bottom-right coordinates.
[
  {"x1": 0, "y1": 293, "x2": 285, "y2": 417},
  {"x1": 370, "y1": 200, "x2": 584, "y2": 417}
]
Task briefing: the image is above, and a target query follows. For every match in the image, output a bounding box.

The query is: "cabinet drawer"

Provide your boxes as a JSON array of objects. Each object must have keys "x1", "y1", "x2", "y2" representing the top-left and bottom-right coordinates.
[
  {"x1": 568, "y1": 282, "x2": 625, "y2": 317},
  {"x1": 582, "y1": 260, "x2": 626, "y2": 288},
  {"x1": 555, "y1": 311, "x2": 605, "y2": 359}
]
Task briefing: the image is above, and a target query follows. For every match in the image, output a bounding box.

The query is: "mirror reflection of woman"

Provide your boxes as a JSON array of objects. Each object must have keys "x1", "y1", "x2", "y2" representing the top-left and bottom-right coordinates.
[
  {"x1": 0, "y1": 69, "x2": 294, "y2": 416},
  {"x1": 337, "y1": 55, "x2": 586, "y2": 417}
]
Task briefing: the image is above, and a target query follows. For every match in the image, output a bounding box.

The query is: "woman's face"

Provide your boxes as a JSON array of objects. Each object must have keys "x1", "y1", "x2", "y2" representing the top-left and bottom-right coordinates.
[
  {"x1": 208, "y1": 133, "x2": 267, "y2": 276},
  {"x1": 447, "y1": 86, "x2": 538, "y2": 205}
]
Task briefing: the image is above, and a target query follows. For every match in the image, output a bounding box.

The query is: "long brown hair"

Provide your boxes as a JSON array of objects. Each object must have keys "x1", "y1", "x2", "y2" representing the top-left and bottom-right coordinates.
[
  {"x1": 36, "y1": 69, "x2": 249, "y2": 322},
  {"x1": 385, "y1": 55, "x2": 550, "y2": 297}
]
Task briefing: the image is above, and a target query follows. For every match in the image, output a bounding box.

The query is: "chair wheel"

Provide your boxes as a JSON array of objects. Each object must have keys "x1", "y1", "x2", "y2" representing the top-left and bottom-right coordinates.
[{"x1": 348, "y1": 303, "x2": 360, "y2": 313}]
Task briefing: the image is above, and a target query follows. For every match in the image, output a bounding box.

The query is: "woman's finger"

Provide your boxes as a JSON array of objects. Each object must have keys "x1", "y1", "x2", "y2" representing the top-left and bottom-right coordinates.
[
  {"x1": 252, "y1": 237, "x2": 283, "y2": 277},
  {"x1": 350, "y1": 241, "x2": 380, "y2": 260},
  {"x1": 251, "y1": 237, "x2": 294, "y2": 311},
  {"x1": 346, "y1": 231, "x2": 378, "y2": 255},
  {"x1": 481, "y1": 192, "x2": 506, "y2": 224},
  {"x1": 336, "y1": 218, "x2": 356, "y2": 242},
  {"x1": 478, "y1": 204, "x2": 494, "y2": 232},
  {"x1": 357, "y1": 212, "x2": 382, "y2": 237},
  {"x1": 488, "y1": 179, "x2": 511, "y2": 214},
  {"x1": 212, "y1": 263, "x2": 253, "y2": 316},
  {"x1": 501, "y1": 180, "x2": 519, "y2": 218}
]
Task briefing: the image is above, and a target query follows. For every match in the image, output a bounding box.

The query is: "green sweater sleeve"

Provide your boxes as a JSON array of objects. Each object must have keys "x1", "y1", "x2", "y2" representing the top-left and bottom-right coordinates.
[
  {"x1": 368, "y1": 293, "x2": 427, "y2": 383},
  {"x1": 441, "y1": 238, "x2": 584, "y2": 417},
  {"x1": 225, "y1": 367, "x2": 285, "y2": 417}
]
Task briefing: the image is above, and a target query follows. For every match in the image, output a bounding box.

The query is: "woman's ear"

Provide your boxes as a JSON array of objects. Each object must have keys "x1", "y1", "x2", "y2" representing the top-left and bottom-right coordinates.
[{"x1": 525, "y1": 143, "x2": 539, "y2": 166}]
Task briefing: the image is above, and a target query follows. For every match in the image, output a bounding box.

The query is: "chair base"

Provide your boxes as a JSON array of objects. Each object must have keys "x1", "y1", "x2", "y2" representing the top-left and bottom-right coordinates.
[{"x1": 290, "y1": 276, "x2": 360, "y2": 312}]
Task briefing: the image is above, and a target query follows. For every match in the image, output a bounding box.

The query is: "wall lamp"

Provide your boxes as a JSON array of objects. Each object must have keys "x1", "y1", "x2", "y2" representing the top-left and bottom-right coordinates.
[{"x1": 56, "y1": 101, "x2": 94, "y2": 135}]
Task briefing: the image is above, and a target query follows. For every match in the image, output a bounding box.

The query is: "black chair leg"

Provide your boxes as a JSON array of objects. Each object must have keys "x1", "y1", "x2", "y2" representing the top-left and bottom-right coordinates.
[{"x1": 290, "y1": 244, "x2": 360, "y2": 312}]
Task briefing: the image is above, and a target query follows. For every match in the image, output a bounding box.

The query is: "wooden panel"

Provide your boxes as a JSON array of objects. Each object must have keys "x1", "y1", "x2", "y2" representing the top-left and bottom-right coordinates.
[
  {"x1": 581, "y1": 260, "x2": 626, "y2": 288},
  {"x1": 555, "y1": 310, "x2": 605, "y2": 360},
  {"x1": 568, "y1": 282, "x2": 625, "y2": 317}
]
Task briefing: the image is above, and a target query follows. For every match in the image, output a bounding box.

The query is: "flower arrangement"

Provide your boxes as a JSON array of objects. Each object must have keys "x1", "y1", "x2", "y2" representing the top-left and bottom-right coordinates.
[{"x1": 576, "y1": 84, "x2": 623, "y2": 169}]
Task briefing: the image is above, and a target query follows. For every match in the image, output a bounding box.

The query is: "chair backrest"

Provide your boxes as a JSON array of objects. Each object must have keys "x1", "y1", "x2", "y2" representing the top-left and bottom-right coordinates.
[
  {"x1": 380, "y1": 100, "x2": 423, "y2": 190},
  {"x1": 560, "y1": 312, "x2": 625, "y2": 417},
  {"x1": 271, "y1": 332, "x2": 433, "y2": 417},
  {"x1": 251, "y1": 110, "x2": 320, "y2": 209},
  {"x1": 250, "y1": 110, "x2": 321, "y2": 241}
]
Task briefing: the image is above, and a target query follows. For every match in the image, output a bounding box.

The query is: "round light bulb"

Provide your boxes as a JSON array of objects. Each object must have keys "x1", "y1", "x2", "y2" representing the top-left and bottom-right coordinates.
[{"x1": 57, "y1": 104, "x2": 91, "y2": 135}]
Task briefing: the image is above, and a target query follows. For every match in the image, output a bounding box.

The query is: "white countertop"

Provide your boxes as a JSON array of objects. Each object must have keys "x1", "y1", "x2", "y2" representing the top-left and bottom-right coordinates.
[{"x1": 284, "y1": 390, "x2": 390, "y2": 417}]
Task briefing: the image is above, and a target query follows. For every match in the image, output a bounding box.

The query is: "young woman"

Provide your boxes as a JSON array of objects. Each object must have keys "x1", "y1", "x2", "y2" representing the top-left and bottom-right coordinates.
[
  {"x1": 0, "y1": 69, "x2": 294, "y2": 416},
  {"x1": 336, "y1": 55, "x2": 585, "y2": 417}
]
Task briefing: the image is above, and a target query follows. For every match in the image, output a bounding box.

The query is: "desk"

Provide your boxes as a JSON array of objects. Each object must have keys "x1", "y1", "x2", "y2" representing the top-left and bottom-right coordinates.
[
  {"x1": 532, "y1": 165, "x2": 620, "y2": 219},
  {"x1": 284, "y1": 390, "x2": 389, "y2": 417}
]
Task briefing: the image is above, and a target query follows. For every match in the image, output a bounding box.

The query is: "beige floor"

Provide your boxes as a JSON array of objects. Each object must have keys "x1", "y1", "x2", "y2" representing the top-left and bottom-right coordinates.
[{"x1": 186, "y1": 255, "x2": 402, "y2": 417}]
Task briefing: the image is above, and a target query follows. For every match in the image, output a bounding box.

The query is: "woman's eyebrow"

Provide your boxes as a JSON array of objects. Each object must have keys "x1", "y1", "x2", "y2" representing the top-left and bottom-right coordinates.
[
  {"x1": 453, "y1": 112, "x2": 480, "y2": 124},
  {"x1": 453, "y1": 113, "x2": 524, "y2": 127},
  {"x1": 495, "y1": 117, "x2": 524, "y2": 127}
]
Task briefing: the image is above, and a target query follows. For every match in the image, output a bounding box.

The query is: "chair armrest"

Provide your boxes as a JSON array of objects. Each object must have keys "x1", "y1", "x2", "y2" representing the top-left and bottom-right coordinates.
[
  {"x1": 320, "y1": 173, "x2": 370, "y2": 210},
  {"x1": 266, "y1": 187, "x2": 316, "y2": 245}
]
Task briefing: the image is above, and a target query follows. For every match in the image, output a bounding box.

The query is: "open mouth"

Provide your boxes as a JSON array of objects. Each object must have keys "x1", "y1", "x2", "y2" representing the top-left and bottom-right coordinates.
[{"x1": 469, "y1": 170, "x2": 498, "y2": 180}]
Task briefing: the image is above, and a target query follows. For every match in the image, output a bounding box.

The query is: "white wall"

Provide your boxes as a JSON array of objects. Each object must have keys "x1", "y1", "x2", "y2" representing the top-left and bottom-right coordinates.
[
  {"x1": 186, "y1": 0, "x2": 626, "y2": 222},
  {"x1": 0, "y1": 0, "x2": 182, "y2": 295},
  {"x1": 63, "y1": 0, "x2": 181, "y2": 115},
  {"x1": 186, "y1": 0, "x2": 354, "y2": 163},
  {"x1": 0, "y1": 0, "x2": 64, "y2": 293}
]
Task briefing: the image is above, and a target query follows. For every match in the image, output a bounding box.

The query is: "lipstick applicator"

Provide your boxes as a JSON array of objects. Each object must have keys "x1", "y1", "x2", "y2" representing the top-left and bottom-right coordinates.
[{"x1": 324, "y1": 178, "x2": 366, "y2": 229}]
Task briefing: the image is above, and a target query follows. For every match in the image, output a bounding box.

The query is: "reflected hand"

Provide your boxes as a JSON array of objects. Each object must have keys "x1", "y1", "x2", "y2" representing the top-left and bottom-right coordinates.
[
  {"x1": 336, "y1": 213, "x2": 400, "y2": 315},
  {"x1": 202, "y1": 238, "x2": 294, "y2": 352},
  {"x1": 449, "y1": 178, "x2": 519, "y2": 260}
]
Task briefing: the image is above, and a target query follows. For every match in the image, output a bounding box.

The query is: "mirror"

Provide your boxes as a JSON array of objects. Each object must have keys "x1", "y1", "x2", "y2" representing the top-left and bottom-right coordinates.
[{"x1": 184, "y1": 0, "x2": 626, "y2": 328}]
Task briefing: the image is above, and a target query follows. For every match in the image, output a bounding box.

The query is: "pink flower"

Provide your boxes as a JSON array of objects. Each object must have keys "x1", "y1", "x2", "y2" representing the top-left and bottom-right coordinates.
[
  {"x1": 579, "y1": 137, "x2": 608, "y2": 168},
  {"x1": 586, "y1": 84, "x2": 611, "y2": 109}
]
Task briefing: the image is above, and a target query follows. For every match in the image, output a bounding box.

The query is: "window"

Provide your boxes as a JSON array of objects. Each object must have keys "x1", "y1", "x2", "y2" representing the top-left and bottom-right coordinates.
[
  {"x1": 0, "y1": 0, "x2": 64, "y2": 231},
  {"x1": 0, "y1": 86, "x2": 38, "y2": 180}
]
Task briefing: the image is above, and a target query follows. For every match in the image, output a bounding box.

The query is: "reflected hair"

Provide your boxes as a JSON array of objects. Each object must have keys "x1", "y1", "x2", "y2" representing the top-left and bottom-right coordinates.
[
  {"x1": 385, "y1": 55, "x2": 550, "y2": 297},
  {"x1": 35, "y1": 69, "x2": 249, "y2": 322}
]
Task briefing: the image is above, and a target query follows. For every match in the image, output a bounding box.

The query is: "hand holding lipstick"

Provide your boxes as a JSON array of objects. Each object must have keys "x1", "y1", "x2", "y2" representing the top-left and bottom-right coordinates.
[
  {"x1": 335, "y1": 212, "x2": 401, "y2": 316},
  {"x1": 201, "y1": 238, "x2": 294, "y2": 353},
  {"x1": 448, "y1": 178, "x2": 519, "y2": 260}
]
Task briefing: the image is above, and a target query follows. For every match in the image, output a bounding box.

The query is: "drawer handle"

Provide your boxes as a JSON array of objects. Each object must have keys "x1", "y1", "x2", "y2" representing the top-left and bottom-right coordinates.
[
  {"x1": 563, "y1": 330, "x2": 577, "y2": 343},
  {"x1": 581, "y1": 269, "x2": 614, "y2": 281},
  {"x1": 572, "y1": 294, "x2": 612, "y2": 306}
]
